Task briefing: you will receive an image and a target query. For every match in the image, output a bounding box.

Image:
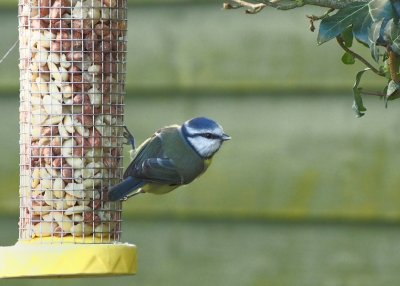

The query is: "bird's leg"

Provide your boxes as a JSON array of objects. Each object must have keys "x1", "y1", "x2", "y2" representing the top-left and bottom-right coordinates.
[
  {"x1": 121, "y1": 189, "x2": 144, "y2": 201},
  {"x1": 123, "y1": 126, "x2": 136, "y2": 150}
]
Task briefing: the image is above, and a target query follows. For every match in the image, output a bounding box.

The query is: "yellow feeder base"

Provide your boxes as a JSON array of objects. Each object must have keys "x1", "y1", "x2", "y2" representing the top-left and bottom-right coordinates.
[{"x1": 0, "y1": 238, "x2": 137, "y2": 278}]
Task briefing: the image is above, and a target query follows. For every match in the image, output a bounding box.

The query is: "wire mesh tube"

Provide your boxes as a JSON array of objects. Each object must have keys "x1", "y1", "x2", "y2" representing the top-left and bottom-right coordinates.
[{"x1": 18, "y1": 0, "x2": 127, "y2": 242}]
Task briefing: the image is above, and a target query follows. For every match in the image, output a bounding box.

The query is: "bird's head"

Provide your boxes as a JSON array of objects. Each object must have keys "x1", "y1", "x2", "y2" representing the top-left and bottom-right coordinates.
[{"x1": 181, "y1": 117, "x2": 231, "y2": 159}]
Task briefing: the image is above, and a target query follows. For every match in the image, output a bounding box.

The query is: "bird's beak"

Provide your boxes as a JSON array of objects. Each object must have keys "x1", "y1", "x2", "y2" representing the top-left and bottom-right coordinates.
[{"x1": 221, "y1": 133, "x2": 231, "y2": 141}]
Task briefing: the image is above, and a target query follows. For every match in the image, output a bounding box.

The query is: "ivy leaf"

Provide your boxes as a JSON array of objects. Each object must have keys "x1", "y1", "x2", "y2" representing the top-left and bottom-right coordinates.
[
  {"x1": 353, "y1": 11, "x2": 373, "y2": 45},
  {"x1": 341, "y1": 26, "x2": 354, "y2": 47},
  {"x1": 391, "y1": 0, "x2": 400, "y2": 17},
  {"x1": 369, "y1": 0, "x2": 394, "y2": 22},
  {"x1": 383, "y1": 19, "x2": 400, "y2": 54},
  {"x1": 386, "y1": 80, "x2": 400, "y2": 95},
  {"x1": 351, "y1": 0, "x2": 393, "y2": 53},
  {"x1": 383, "y1": 17, "x2": 395, "y2": 41},
  {"x1": 342, "y1": 52, "x2": 356, "y2": 64},
  {"x1": 368, "y1": 19, "x2": 384, "y2": 61},
  {"x1": 383, "y1": 18, "x2": 398, "y2": 46},
  {"x1": 352, "y1": 68, "x2": 369, "y2": 118},
  {"x1": 385, "y1": 80, "x2": 400, "y2": 106},
  {"x1": 318, "y1": 2, "x2": 369, "y2": 45}
]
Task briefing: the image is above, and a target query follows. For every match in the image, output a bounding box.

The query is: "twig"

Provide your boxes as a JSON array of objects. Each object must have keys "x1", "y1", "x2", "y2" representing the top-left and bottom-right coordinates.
[
  {"x1": 0, "y1": 39, "x2": 18, "y2": 65},
  {"x1": 360, "y1": 90, "x2": 385, "y2": 97},
  {"x1": 306, "y1": 8, "x2": 335, "y2": 32},
  {"x1": 264, "y1": 0, "x2": 367, "y2": 10},
  {"x1": 263, "y1": 0, "x2": 304, "y2": 10},
  {"x1": 224, "y1": 0, "x2": 367, "y2": 13},
  {"x1": 223, "y1": 0, "x2": 267, "y2": 14},
  {"x1": 336, "y1": 36, "x2": 384, "y2": 77}
]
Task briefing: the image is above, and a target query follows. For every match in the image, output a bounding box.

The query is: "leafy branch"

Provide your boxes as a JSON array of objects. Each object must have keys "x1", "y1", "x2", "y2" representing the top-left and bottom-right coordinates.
[
  {"x1": 224, "y1": 0, "x2": 400, "y2": 117},
  {"x1": 336, "y1": 36, "x2": 383, "y2": 76},
  {"x1": 223, "y1": 0, "x2": 366, "y2": 13}
]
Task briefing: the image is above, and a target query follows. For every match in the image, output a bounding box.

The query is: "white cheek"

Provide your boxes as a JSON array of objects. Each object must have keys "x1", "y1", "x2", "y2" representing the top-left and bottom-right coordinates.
[{"x1": 188, "y1": 137, "x2": 220, "y2": 158}]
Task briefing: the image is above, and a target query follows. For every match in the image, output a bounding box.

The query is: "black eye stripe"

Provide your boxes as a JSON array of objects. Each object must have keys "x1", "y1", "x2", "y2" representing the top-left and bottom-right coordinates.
[
  {"x1": 188, "y1": 133, "x2": 219, "y2": 139},
  {"x1": 202, "y1": 133, "x2": 218, "y2": 139}
]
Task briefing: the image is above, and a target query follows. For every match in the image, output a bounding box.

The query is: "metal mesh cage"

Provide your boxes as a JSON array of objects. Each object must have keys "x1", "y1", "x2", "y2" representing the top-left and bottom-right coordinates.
[{"x1": 18, "y1": 0, "x2": 127, "y2": 242}]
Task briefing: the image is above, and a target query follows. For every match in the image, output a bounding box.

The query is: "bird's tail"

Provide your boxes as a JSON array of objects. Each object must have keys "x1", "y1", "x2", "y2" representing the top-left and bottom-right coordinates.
[{"x1": 108, "y1": 176, "x2": 145, "y2": 201}]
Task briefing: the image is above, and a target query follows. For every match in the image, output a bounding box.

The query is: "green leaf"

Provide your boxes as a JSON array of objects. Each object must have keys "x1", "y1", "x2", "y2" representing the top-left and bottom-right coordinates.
[
  {"x1": 341, "y1": 52, "x2": 356, "y2": 64},
  {"x1": 318, "y1": 2, "x2": 369, "y2": 45},
  {"x1": 341, "y1": 26, "x2": 354, "y2": 47},
  {"x1": 352, "y1": 68, "x2": 369, "y2": 118}
]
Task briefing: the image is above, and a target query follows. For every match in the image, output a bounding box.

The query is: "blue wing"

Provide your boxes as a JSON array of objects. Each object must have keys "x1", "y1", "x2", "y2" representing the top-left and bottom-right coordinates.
[
  {"x1": 134, "y1": 158, "x2": 184, "y2": 185},
  {"x1": 109, "y1": 158, "x2": 183, "y2": 201},
  {"x1": 123, "y1": 134, "x2": 163, "y2": 178},
  {"x1": 123, "y1": 133, "x2": 184, "y2": 185},
  {"x1": 108, "y1": 176, "x2": 145, "y2": 201},
  {"x1": 109, "y1": 132, "x2": 185, "y2": 201}
]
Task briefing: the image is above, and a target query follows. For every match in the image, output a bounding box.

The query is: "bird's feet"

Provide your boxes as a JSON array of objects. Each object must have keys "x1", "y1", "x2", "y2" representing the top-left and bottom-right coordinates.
[
  {"x1": 120, "y1": 189, "x2": 144, "y2": 201},
  {"x1": 123, "y1": 126, "x2": 136, "y2": 150}
]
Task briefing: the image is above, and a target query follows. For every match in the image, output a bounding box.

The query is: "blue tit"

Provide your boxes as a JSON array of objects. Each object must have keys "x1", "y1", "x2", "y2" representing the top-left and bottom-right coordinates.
[{"x1": 108, "y1": 117, "x2": 231, "y2": 201}]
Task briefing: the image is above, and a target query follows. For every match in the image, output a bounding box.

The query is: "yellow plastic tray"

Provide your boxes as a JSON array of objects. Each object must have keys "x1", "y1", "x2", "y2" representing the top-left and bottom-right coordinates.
[{"x1": 0, "y1": 238, "x2": 137, "y2": 278}]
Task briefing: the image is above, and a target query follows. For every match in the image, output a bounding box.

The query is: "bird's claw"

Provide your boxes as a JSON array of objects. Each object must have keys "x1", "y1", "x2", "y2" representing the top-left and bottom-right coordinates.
[
  {"x1": 123, "y1": 126, "x2": 136, "y2": 150},
  {"x1": 120, "y1": 189, "x2": 144, "y2": 201}
]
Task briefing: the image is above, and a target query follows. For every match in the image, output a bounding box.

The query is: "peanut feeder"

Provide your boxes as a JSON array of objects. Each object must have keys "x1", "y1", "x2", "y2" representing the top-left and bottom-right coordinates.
[{"x1": 0, "y1": 0, "x2": 136, "y2": 278}]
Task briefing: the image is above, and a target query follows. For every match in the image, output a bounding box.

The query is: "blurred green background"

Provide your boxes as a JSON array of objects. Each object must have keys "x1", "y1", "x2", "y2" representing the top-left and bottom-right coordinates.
[{"x1": 2, "y1": 1, "x2": 400, "y2": 286}]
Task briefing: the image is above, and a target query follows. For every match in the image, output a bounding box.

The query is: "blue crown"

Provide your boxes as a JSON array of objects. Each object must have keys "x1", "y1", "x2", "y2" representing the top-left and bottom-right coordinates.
[{"x1": 185, "y1": 117, "x2": 219, "y2": 130}]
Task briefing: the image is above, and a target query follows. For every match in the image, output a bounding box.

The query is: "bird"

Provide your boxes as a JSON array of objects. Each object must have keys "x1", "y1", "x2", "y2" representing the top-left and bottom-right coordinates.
[{"x1": 107, "y1": 117, "x2": 231, "y2": 201}]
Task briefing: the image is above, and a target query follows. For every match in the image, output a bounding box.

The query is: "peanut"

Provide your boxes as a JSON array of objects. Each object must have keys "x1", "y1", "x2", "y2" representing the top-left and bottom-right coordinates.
[
  {"x1": 75, "y1": 114, "x2": 93, "y2": 126},
  {"x1": 65, "y1": 205, "x2": 92, "y2": 215},
  {"x1": 59, "y1": 54, "x2": 71, "y2": 69},
  {"x1": 39, "y1": 0, "x2": 51, "y2": 17},
  {"x1": 65, "y1": 193, "x2": 77, "y2": 206},
  {"x1": 63, "y1": 115, "x2": 75, "y2": 133},
  {"x1": 43, "y1": 190, "x2": 56, "y2": 207},
  {"x1": 51, "y1": 137, "x2": 62, "y2": 155},
  {"x1": 39, "y1": 167, "x2": 52, "y2": 189},
  {"x1": 30, "y1": 17, "x2": 49, "y2": 30},
  {"x1": 33, "y1": 47, "x2": 48, "y2": 67},
  {"x1": 33, "y1": 221, "x2": 57, "y2": 237},
  {"x1": 48, "y1": 83, "x2": 62, "y2": 101},
  {"x1": 53, "y1": 212, "x2": 73, "y2": 232},
  {"x1": 88, "y1": 128, "x2": 102, "y2": 147},
  {"x1": 61, "y1": 84, "x2": 73, "y2": 98},
  {"x1": 62, "y1": 165, "x2": 73, "y2": 183},
  {"x1": 41, "y1": 126, "x2": 59, "y2": 137},
  {"x1": 71, "y1": 214, "x2": 84, "y2": 222},
  {"x1": 31, "y1": 168, "x2": 40, "y2": 188},
  {"x1": 43, "y1": 95, "x2": 63, "y2": 115},
  {"x1": 52, "y1": 178, "x2": 65, "y2": 198},
  {"x1": 70, "y1": 222, "x2": 93, "y2": 236},
  {"x1": 30, "y1": 205, "x2": 53, "y2": 216},
  {"x1": 94, "y1": 223, "x2": 114, "y2": 237},
  {"x1": 64, "y1": 183, "x2": 86, "y2": 198},
  {"x1": 49, "y1": 0, "x2": 69, "y2": 20},
  {"x1": 45, "y1": 115, "x2": 64, "y2": 125}
]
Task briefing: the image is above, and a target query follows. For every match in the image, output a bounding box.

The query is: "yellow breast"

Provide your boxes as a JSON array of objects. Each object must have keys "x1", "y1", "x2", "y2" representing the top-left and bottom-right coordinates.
[{"x1": 204, "y1": 158, "x2": 212, "y2": 169}]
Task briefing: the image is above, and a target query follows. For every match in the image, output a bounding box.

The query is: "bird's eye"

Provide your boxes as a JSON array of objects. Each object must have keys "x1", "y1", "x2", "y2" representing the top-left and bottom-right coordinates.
[{"x1": 204, "y1": 133, "x2": 213, "y2": 139}]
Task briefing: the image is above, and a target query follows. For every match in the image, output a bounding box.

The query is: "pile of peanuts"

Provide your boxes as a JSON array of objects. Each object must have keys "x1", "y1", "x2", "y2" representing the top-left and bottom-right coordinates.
[{"x1": 18, "y1": 0, "x2": 126, "y2": 240}]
